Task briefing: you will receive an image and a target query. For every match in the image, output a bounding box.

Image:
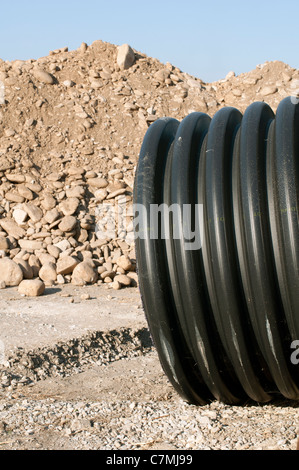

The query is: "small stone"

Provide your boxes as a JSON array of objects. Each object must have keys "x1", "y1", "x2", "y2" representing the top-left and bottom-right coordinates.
[
  {"x1": 85, "y1": 171, "x2": 97, "y2": 179},
  {"x1": 94, "y1": 188, "x2": 108, "y2": 201},
  {"x1": 0, "y1": 157, "x2": 14, "y2": 172},
  {"x1": 47, "y1": 245, "x2": 61, "y2": 259},
  {"x1": 5, "y1": 192, "x2": 25, "y2": 203},
  {"x1": 41, "y1": 194, "x2": 56, "y2": 211},
  {"x1": 56, "y1": 256, "x2": 79, "y2": 275},
  {"x1": 0, "y1": 219, "x2": 26, "y2": 240},
  {"x1": 100, "y1": 270, "x2": 115, "y2": 280},
  {"x1": 79, "y1": 42, "x2": 88, "y2": 53},
  {"x1": 5, "y1": 128, "x2": 15, "y2": 137},
  {"x1": 127, "y1": 272, "x2": 139, "y2": 287},
  {"x1": 59, "y1": 216, "x2": 77, "y2": 233},
  {"x1": 13, "y1": 208, "x2": 28, "y2": 225},
  {"x1": 116, "y1": 255, "x2": 133, "y2": 271},
  {"x1": 87, "y1": 178, "x2": 108, "y2": 189},
  {"x1": 47, "y1": 172, "x2": 61, "y2": 182},
  {"x1": 26, "y1": 182, "x2": 42, "y2": 193},
  {"x1": 154, "y1": 69, "x2": 171, "y2": 83},
  {"x1": 39, "y1": 262, "x2": 57, "y2": 283},
  {"x1": 6, "y1": 174, "x2": 26, "y2": 184},
  {"x1": 67, "y1": 166, "x2": 85, "y2": 177},
  {"x1": 260, "y1": 86, "x2": 278, "y2": 96},
  {"x1": 66, "y1": 187, "x2": 85, "y2": 199},
  {"x1": 225, "y1": 71, "x2": 236, "y2": 80},
  {"x1": 38, "y1": 253, "x2": 56, "y2": 266},
  {"x1": 112, "y1": 280, "x2": 121, "y2": 290},
  {"x1": 72, "y1": 261, "x2": 98, "y2": 285},
  {"x1": 117, "y1": 44, "x2": 135, "y2": 70},
  {"x1": 56, "y1": 274, "x2": 65, "y2": 284},
  {"x1": 35, "y1": 99, "x2": 44, "y2": 108},
  {"x1": 23, "y1": 203, "x2": 43, "y2": 223},
  {"x1": 232, "y1": 88, "x2": 242, "y2": 97},
  {"x1": 18, "y1": 240, "x2": 43, "y2": 251},
  {"x1": 54, "y1": 239, "x2": 71, "y2": 252},
  {"x1": 76, "y1": 228, "x2": 87, "y2": 244},
  {"x1": 0, "y1": 236, "x2": 9, "y2": 251},
  {"x1": 79, "y1": 217, "x2": 92, "y2": 230},
  {"x1": 114, "y1": 274, "x2": 132, "y2": 287},
  {"x1": 244, "y1": 77, "x2": 258, "y2": 86},
  {"x1": 81, "y1": 293, "x2": 91, "y2": 301},
  {"x1": 32, "y1": 231, "x2": 51, "y2": 240},
  {"x1": 106, "y1": 188, "x2": 127, "y2": 200},
  {"x1": 59, "y1": 198, "x2": 80, "y2": 216},
  {"x1": 33, "y1": 68, "x2": 54, "y2": 85},
  {"x1": 18, "y1": 279, "x2": 45, "y2": 297},
  {"x1": 44, "y1": 208, "x2": 60, "y2": 224},
  {"x1": 17, "y1": 185, "x2": 34, "y2": 200},
  {"x1": 63, "y1": 80, "x2": 75, "y2": 88}
]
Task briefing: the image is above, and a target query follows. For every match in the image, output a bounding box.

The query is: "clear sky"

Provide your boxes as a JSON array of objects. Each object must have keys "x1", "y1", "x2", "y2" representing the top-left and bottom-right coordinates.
[{"x1": 0, "y1": 0, "x2": 298, "y2": 83}]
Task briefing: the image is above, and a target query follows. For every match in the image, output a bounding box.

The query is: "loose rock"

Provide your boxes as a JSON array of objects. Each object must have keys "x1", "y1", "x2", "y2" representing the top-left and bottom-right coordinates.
[
  {"x1": 72, "y1": 261, "x2": 98, "y2": 285},
  {"x1": 0, "y1": 236, "x2": 9, "y2": 251},
  {"x1": 0, "y1": 258, "x2": 23, "y2": 286},
  {"x1": 117, "y1": 44, "x2": 135, "y2": 70},
  {"x1": 59, "y1": 216, "x2": 77, "y2": 233},
  {"x1": 114, "y1": 274, "x2": 132, "y2": 287},
  {"x1": 32, "y1": 68, "x2": 54, "y2": 85},
  {"x1": 57, "y1": 256, "x2": 79, "y2": 275},
  {"x1": 18, "y1": 279, "x2": 45, "y2": 297},
  {"x1": 39, "y1": 262, "x2": 57, "y2": 283}
]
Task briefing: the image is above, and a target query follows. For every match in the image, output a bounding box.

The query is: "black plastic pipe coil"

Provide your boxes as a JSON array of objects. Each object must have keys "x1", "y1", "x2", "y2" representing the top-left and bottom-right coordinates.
[{"x1": 133, "y1": 97, "x2": 299, "y2": 405}]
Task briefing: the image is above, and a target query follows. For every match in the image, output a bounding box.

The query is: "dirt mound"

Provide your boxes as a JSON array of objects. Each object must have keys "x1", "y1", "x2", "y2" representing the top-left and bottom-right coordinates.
[{"x1": 0, "y1": 40, "x2": 298, "y2": 290}]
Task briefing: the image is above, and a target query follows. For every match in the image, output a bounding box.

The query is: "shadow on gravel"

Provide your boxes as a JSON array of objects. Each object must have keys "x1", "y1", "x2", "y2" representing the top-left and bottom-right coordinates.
[
  {"x1": 135, "y1": 328, "x2": 153, "y2": 349},
  {"x1": 240, "y1": 397, "x2": 299, "y2": 409},
  {"x1": 43, "y1": 287, "x2": 62, "y2": 296}
]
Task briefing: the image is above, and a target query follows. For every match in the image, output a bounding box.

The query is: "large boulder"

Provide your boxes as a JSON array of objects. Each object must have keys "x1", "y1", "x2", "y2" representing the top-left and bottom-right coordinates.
[{"x1": 0, "y1": 258, "x2": 23, "y2": 287}]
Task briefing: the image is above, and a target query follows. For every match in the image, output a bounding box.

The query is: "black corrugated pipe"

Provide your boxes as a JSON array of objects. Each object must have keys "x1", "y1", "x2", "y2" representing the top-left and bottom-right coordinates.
[{"x1": 133, "y1": 97, "x2": 299, "y2": 405}]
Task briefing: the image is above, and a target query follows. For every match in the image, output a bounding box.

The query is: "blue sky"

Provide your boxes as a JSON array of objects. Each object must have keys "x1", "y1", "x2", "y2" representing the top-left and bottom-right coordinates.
[{"x1": 0, "y1": 0, "x2": 298, "y2": 82}]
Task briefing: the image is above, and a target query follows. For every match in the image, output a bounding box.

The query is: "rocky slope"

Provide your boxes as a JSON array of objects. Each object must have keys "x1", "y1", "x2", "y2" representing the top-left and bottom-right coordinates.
[{"x1": 0, "y1": 40, "x2": 298, "y2": 293}]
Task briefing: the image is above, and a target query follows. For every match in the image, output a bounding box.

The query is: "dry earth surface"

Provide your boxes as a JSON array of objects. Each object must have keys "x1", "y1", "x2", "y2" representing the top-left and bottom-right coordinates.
[{"x1": 0, "y1": 40, "x2": 299, "y2": 451}]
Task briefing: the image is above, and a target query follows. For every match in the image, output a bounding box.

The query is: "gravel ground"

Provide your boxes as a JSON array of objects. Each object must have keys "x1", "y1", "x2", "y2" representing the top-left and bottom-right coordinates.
[
  {"x1": 0, "y1": 394, "x2": 298, "y2": 451},
  {"x1": 0, "y1": 286, "x2": 298, "y2": 451},
  {"x1": 0, "y1": 349, "x2": 299, "y2": 450}
]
